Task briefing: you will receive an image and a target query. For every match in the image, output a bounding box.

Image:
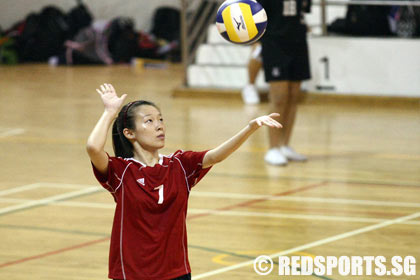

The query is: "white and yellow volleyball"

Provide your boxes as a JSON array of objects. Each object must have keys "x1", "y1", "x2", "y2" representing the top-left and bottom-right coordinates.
[{"x1": 216, "y1": 0, "x2": 267, "y2": 45}]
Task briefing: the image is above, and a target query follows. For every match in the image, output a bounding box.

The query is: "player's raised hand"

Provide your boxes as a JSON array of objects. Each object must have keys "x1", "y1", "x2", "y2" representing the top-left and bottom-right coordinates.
[
  {"x1": 249, "y1": 113, "x2": 282, "y2": 130},
  {"x1": 96, "y1": 83, "x2": 127, "y2": 115}
]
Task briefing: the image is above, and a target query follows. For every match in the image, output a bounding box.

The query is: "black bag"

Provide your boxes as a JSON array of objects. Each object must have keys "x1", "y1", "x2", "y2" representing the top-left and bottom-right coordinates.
[
  {"x1": 345, "y1": 4, "x2": 391, "y2": 36},
  {"x1": 150, "y1": 7, "x2": 180, "y2": 42},
  {"x1": 40, "y1": 6, "x2": 70, "y2": 38},
  {"x1": 107, "y1": 17, "x2": 139, "y2": 63},
  {"x1": 17, "y1": 6, "x2": 69, "y2": 61},
  {"x1": 327, "y1": 18, "x2": 348, "y2": 34},
  {"x1": 66, "y1": 0, "x2": 93, "y2": 38}
]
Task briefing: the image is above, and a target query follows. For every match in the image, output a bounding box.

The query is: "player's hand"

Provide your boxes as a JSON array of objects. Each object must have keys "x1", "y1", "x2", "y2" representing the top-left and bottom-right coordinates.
[
  {"x1": 96, "y1": 83, "x2": 127, "y2": 115},
  {"x1": 249, "y1": 113, "x2": 282, "y2": 130}
]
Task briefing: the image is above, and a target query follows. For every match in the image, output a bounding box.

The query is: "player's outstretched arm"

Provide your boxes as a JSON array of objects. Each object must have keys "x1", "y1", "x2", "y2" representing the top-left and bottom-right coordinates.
[
  {"x1": 202, "y1": 113, "x2": 282, "y2": 169},
  {"x1": 86, "y1": 83, "x2": 127, "y2": 175}
]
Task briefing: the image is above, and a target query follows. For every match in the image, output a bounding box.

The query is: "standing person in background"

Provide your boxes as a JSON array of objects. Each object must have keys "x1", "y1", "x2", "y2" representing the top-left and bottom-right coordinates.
[{"x1": 258, "y1": 0, "x2": 312, "y2": 166}]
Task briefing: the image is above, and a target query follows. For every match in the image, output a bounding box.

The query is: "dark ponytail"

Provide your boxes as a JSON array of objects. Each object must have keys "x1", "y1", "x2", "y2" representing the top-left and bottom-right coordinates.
[{"x1": 112, "y1": 100, "x2": 159, "y2": 158}]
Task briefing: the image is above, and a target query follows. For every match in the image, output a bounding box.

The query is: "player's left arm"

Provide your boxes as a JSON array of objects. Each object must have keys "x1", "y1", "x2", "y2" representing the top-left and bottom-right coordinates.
[{"x1": 202, "y1": 113, "x2": 282, "y2": 169}]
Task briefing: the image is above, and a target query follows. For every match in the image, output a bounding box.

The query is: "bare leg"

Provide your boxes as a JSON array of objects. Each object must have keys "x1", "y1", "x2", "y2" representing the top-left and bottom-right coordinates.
[
  {"x1": 283, "y1": 81, "x2": 301, "y2": 146},
  {"x1": 268, "y1": 81, "x2": 290, "y2": 148},
  {"x1": 248, "y1": 58, "x2": 262, "y2": 84},
  {"x1": 248, "y1": 44, "x2": 262, "y2": 84},
  {"x1": 278, "y1": 81, "x2": 307, "y2": 161}
]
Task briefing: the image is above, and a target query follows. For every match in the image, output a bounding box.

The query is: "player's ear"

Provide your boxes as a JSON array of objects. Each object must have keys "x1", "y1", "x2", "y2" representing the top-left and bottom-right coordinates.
[{"x1": 123, "y1": 128, "x2": 135, "y2": 140}]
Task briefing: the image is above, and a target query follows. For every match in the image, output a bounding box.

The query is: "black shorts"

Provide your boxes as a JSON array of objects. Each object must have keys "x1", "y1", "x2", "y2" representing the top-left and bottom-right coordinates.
[
  {"x1": 114, "y1": 273, "x2": 190, "y2": 280},
  {"x1": 261, "y1": 37, "x2": 311, "y2": 82}
]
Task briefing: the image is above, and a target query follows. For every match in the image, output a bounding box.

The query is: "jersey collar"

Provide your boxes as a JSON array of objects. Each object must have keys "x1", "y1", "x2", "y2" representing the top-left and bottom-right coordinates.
[{"x1": 126, "y1": 155, "x2": 164, "y2": 167}]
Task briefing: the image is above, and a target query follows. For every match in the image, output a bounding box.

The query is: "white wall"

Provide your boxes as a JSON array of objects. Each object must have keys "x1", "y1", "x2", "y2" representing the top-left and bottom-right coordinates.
[
  {"x1": 0, "y1": 0, "x2": 180, "y2": 31},
  {"x1": 305, "y1": 36, "x2": 420, "y2": 97}
]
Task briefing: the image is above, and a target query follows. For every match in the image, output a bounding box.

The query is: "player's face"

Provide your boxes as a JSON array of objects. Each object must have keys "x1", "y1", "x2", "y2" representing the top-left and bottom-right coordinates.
[{"x1": 133, "y1": 105, "x2": 165, "y2": 150}]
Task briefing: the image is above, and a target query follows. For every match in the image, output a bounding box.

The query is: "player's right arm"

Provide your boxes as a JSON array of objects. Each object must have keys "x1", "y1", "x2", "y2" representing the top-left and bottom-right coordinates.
[
  {"x1": 86, "y1": 83, "x2": 127, "y2": 175},
  {"x1": 202, "y1": 113, "x2": 282, "y2": 169}
]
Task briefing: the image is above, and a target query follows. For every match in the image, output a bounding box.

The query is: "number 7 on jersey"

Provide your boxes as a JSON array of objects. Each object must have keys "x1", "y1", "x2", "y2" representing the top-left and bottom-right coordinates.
[{"x1": 154, "y1": 185, "x2": 164, "y2": 204}]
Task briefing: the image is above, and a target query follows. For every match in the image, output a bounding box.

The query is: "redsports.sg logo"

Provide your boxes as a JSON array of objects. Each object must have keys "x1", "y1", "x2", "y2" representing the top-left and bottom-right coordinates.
[{"x1": 254, "y1": 255, "x2": 416, "y2": 277}]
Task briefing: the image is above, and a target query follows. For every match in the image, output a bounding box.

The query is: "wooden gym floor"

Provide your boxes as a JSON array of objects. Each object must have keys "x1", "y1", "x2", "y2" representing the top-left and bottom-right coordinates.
[{"x1": 0, "y1": 64, "x2": 419, "y2": 279}]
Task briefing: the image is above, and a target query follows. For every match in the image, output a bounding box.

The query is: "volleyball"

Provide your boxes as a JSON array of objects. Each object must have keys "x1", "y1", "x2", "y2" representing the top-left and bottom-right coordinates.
[{"x1": 216, "y1": 0, "x2": 267, "y2": 45}]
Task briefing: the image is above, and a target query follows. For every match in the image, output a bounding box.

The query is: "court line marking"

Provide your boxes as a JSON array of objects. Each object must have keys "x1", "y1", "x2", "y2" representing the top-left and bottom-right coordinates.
[
  {"x1": 21, "y1": 172, "x2": 420, "y2": 193},
  {"x1": 1, "y1": 182, "x2": 419, "y2": 209},
  {"x1": 2, "y1": 184, "x2": 419, "y2": 210},
  {"x1": 188, "y1": 182, "x2": 328, "y2": 220},
  {"x1": 0, "y1": 187, "x2": 101, "y2": 216},
  {"x1": 0, "y1": 128, "x2": 25, "y2": 138},
  {"x1": 0, "y1": 237, "x2": 110, "y2": 269},
  {"x1": 187, "y1": 209, "x2": 420, "y2": 226},
  {"x1": 192, "y1": 191, "x2": 420, "y2": 208},
  {"x1": 0, "y1": 183, "x2": 42, "y2": 197},
  {"x1": 0, "y1": 198, "x2": 114, "y2": 209},
  {"x1": 39, "y1": 182, "x2": 102, "y2": 189},
  {"x1": 212, "y1": 172, "x2": 420, "y2": 189},
  {"x1": 1, "y1": 197, "x2": 419, "y2": 226},
  {"x1": 192, "y1": 211, "x2": 420, "y2": 279},
  {"x1": 0, "y1": 223, "x2": 109, "y2": 237},
  {"x1": 1, "y1": 181, "x2": 418, "y2": 270},
  {"x1": 0, "y1": 181, "x2": 324, "y2": 268},
  {"x1": 0, "y1": 182, "x2": 99, "y2": 198},
  {"x1": 10, "y1": 182, "x2": 420, "y2": 209}
]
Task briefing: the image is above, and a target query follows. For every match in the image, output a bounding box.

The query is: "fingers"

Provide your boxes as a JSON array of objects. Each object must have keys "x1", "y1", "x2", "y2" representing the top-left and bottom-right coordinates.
[
  {"x1": 268, "y1": 117, "x2": 282, "y2": 128},
  {"x1": 96, "y1": 89, "x2": 103, "y2": 96},
  {"x1": 258, "y1": 116, "x2": 282, "y2": 128},
  {"x1": 263, "y1": 118, "x2": 279, "y2": 128},
  {"x1": 120, "y1": 93, "x2": 128, "y2": 102},
  {"x1": 268, "y1": 112, "x2": 281, "y2": 118},
  {"x1": 104, "y1": 83, "x2": 112, "y2": 91},
  {"x1": 97, "y1": 83, "x2": 116, "y2": 95},
  {"x1": 108, "y1": 83, "x2": 116, "y2": 92}
]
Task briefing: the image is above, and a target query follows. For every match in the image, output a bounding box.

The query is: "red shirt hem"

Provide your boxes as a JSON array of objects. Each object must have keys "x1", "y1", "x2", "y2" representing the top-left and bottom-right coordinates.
[{"x1": 109, "y1": 268, "x2": 191, "y2": 280}]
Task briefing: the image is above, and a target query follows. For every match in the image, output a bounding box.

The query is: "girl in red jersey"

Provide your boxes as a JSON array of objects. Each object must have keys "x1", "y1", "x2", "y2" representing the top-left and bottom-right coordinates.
[{"x1": 87, "y1": 83, "x2": 282, "y2": 280}]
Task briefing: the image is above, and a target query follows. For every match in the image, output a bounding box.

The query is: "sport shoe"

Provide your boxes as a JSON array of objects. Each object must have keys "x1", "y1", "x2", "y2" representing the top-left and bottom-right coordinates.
[
  {"x1": 241, "y1": 84, "x2": 260, "y2": 105},
  {"x1": 264, "y1": 148, "x2": 288, "y2": 166},
  {"x1": 280, "y1": 146, "x2": 307, "y2": 161}
]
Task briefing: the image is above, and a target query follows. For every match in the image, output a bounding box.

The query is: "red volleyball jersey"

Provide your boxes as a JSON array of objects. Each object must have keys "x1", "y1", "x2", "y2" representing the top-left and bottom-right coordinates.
[{"x1": 92, "y1": 150, "x2": 211, "y2": 280}]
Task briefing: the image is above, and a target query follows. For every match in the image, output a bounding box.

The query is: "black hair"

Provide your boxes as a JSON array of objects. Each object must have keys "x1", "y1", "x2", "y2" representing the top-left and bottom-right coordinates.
[{"x1": 112, "y1": 100, "x2": 159, "y2": 158}]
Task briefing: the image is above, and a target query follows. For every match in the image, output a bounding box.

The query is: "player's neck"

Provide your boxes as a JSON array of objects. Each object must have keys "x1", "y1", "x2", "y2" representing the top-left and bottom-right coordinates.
[{"x1": 132, "y1": 144, "x2": 160, "y2": 166}]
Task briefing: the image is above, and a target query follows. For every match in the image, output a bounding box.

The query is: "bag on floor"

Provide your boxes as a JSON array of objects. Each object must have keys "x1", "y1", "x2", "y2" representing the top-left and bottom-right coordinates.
[
  {"x1": 150, "y1": 7, "x2": 180, "y2": 42},
  {"x1": 345, "y1": 4, "x2": 391, "y2": 36},
  {"x1": 17, "y1": 6, "x2": 69, "y2": 61},
  {"x1": 67, "y1": 0, "x2": 93, "y2": 38}
]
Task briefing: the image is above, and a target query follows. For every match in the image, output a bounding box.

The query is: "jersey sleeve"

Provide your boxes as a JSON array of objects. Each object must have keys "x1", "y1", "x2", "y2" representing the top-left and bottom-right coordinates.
[
  {"x1": 175, "y1": 150, "x2": 212, "y2": 190},
  {"x1": 91, "y1": 153, "x2": 127, "y2": 194}
]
